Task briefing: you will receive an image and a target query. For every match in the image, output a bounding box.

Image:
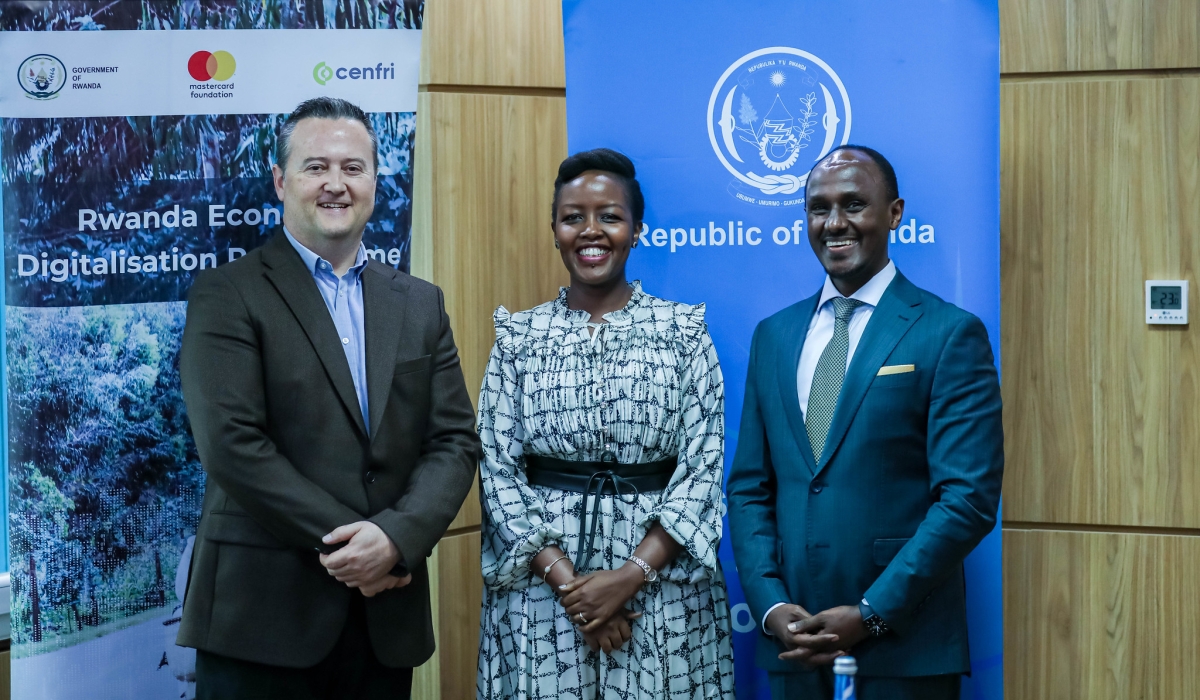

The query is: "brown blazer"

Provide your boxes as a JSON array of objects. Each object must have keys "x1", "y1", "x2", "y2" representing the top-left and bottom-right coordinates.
[{"x1": 177, "y1": 232, "x2": 480, "y2": 668}]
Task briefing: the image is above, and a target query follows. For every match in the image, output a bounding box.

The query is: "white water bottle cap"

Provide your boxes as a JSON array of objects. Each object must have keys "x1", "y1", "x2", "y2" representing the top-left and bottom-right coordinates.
[{"x1": 834, "y1": 656, "x2": 858, "y2": 675}]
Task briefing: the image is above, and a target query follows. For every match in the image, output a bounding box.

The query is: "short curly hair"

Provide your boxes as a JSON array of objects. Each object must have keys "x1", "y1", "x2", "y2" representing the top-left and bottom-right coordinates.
[{"x1": 551, "y1": 148, "x2": 645, "y2": 223}]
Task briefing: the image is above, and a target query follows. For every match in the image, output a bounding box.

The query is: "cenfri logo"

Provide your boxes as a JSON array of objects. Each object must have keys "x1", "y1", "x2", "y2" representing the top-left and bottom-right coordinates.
[
  {"x1": 188, "y1": 51, "x2": 236, "y2": 82},
  {"x1": 313, "y1": 61, "x2": 395, "y2": 85}
]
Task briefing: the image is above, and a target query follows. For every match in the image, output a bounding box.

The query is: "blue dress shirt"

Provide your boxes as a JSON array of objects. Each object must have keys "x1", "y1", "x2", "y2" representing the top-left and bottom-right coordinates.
[{"x1": 284, "y1": 228, "x2": 370, "y2": 434}]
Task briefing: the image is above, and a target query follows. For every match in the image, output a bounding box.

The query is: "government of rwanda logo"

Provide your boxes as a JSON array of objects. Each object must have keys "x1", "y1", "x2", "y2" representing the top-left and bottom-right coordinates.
[
  {"x1": 707, "y1": 47, "x2": 851, "y2": 206},
  {"x1": 18, "y1": 54, "x2": 67, "y2": 100}
]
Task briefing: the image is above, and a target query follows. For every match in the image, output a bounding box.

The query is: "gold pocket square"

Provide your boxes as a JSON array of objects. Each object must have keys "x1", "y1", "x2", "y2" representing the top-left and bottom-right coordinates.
[{"x1": 877, "y1": 364, "x2": 915, "y2": 376}]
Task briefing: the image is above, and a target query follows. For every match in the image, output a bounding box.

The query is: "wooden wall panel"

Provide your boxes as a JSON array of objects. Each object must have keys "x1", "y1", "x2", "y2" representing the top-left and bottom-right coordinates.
[
  {"x1": 1000, "y1": 76, "x2": 1200, "y2": 528},
  {"x1": 446, "y1": 479, "x2": 481, "y2": 532},
  {"x1": 413, "y1": 8, "x2": 568, "y2": 694},
  {"x1": 423, "y1": 91, "x2": 569, "y2": 404},
  {"x1": 411, "y1": 545, "x2": 440, "y2": 700},
  {"x1": 410, "y1": 92, "x2": 435, "y2": 283},
  {"x1": 413, "y1": 90, "x2": 566, "y2": 543},
  {"x1": 437, "y1": 532, "x2": 483, "y2": 700},
  {"x1": 1005, "y1": 529, "x2": 1200, "y2": 700},
  {"x1": 421, "y1": 0, "x2": 565, "y2": 88},
  {"x1": 1000, "y1": 0, "x2": 1200, "y2": 73}
]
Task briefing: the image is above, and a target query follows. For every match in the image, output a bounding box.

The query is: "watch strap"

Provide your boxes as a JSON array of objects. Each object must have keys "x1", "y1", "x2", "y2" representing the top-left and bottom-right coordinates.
[
  {"x1": 859, "y1": 598, "x2": 891, "y2": 637},
  {"x1": 627, "y1": 555, "x2": 657, "y2": 582}
]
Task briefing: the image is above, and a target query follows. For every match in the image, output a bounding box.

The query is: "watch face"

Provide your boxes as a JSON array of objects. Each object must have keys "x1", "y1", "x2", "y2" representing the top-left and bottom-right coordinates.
[
  {"x1": 647, "y1": 569, "x2": 658, "y2": 582},
  {"x1": 865, "y1": 615, "x2": 888, "y2": 637}
]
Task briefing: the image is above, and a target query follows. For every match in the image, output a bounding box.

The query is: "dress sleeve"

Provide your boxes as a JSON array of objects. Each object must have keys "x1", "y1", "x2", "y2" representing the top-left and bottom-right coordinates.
[
  {"x1": 644, "y1": 304, "x2": 726, "y2": 571},
  {"x1": 478, "y1": 308, "x2": 566, "y2": 590}
]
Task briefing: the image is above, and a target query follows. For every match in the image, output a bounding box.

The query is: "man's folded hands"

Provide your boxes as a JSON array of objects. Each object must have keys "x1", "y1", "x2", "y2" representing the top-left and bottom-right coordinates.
[{"x1": 319, "y1": 521, "x2": 412, "y2": 597}]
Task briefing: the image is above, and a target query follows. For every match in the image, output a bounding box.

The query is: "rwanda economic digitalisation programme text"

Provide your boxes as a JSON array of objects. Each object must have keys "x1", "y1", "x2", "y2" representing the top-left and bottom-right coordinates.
[{"x1": 15, "y1": 204, "x2": 405, "y2": 282}]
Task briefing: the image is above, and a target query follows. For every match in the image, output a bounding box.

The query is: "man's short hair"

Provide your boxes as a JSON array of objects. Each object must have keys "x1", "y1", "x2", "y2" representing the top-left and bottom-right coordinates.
[
  {"x1": 808, "y1": 144, "x2": 900, "y2": 202},
  {"x1": 276, "y1": 97, "x2": 379, "y2": 173}
]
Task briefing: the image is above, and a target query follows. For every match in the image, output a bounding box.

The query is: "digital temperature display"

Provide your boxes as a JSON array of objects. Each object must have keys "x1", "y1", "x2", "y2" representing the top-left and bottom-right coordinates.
[{"x1": 1150, "y1": 286, "x2": 1183, "y2": 310}]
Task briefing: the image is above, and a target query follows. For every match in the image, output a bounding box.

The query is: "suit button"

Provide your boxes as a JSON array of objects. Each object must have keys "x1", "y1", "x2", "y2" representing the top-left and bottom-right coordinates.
[
  {"x1": 810, "y1": 482, "x2": 824, "y2": 494},
  {"x1": 365, "y1": 471, "x2": 376, "y2": 485}
]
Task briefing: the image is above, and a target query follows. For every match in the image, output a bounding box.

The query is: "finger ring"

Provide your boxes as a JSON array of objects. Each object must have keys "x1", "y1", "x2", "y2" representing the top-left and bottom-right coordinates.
[{"x1": 576, "y1": 612, "x2": 588, "y2": 625}]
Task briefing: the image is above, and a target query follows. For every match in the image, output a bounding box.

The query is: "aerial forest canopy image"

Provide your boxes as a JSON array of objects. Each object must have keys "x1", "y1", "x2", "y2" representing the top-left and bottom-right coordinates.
[
  {"x1": 3, "y1": 112, "x2": 415, "y2": 307},
  {"x1": 0, "y1": 0, "x2": 423, "y2": 32}
]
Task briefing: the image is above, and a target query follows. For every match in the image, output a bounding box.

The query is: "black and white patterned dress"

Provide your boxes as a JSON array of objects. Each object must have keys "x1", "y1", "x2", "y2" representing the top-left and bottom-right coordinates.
[{"x1": 476, "y1": 283, "x2": 735, "y2": 700}]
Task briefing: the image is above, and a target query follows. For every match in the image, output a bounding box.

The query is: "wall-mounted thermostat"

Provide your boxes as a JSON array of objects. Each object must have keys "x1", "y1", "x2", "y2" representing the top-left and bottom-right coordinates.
[{"x1": 1146, "y1": 280, "x2": 1188, "y2": 324}]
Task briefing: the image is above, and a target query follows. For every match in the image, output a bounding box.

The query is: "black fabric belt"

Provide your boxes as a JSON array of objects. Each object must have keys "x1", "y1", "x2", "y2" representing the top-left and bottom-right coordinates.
[
  {"x1": 525, "y1": 455, "x2": 677, "y2": 493},
  {"x1": 524, "y1": 454, "x2": 677, "y2": 570}
]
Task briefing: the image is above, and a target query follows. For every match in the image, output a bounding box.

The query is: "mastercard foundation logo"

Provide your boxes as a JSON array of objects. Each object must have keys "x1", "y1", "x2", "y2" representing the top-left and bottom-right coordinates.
[{"x1": 188, "y1": 51, "x2": 236, "y2": 82}]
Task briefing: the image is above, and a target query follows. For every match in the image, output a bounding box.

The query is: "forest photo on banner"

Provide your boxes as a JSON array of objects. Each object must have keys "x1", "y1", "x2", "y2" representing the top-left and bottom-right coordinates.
[{"x1": 0, "y1": 3, "x2": 421, "y2": 697}]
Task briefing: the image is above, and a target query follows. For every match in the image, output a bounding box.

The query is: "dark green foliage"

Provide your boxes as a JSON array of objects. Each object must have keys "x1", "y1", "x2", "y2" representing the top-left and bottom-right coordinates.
[
  {"x1": 0, "y1": 0, "x2": 423, "y2": 31},
  {"x1": 3, "y1": 111, "x2": 416, "y2": 306},
  {"x1": 6, "y1": 303, "x2": 199, "y2": 649}
]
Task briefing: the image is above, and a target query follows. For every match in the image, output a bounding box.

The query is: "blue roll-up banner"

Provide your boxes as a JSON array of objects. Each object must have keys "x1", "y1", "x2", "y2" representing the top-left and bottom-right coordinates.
[
  {"x1": 1, "y1": 4, "x2": 421, "y2": 697},
  {"x1": 563, "y1": 2, "x2": 1000, "y2": 698}
]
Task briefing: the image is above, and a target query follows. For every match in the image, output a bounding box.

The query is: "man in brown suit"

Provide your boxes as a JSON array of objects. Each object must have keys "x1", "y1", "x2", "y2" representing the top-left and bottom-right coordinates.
[{"x1": 178, "y1": 97, "x2": 480, "y2": 699}]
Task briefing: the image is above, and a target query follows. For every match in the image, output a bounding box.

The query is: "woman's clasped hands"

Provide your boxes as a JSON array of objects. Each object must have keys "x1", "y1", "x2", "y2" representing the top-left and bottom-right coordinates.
[
  {"x1": 532, "y1": 547, "x2": 643, "y2": 653},
  {"x1": 559, "y1": 566, "x2": 645, "y2": 653}
]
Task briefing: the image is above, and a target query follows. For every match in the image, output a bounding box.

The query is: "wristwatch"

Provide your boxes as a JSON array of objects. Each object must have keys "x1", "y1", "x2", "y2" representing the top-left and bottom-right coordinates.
[
  {"x1": 627, "y1": 555, "x2": 658, "y2": 583},
  {"x1": 859, "y1": 598, "x2": 891, "y2": 637}
]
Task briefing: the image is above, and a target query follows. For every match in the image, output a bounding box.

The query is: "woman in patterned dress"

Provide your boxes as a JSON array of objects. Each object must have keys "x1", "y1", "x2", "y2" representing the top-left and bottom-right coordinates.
[{"x1": 476, "y1": 149, "x2": 735, "y2": 699}]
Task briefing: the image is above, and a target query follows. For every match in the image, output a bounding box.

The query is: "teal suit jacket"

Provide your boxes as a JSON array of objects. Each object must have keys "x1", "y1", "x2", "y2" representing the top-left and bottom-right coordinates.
[{"x1": 727, "y1": 271, "x2": 1003, "y2": 677}]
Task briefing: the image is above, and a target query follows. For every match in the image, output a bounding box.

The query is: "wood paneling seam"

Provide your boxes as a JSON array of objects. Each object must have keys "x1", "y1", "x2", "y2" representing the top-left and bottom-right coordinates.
[
  {"x1": 444, "y1": 524, "x2": 483, "y2": 538},
  {"x1": 1002, "y1": 67, "x2": 1200, "y2": 83},
  {"x1": 1004, "y1": 521, "x2": 1200, "y2": 537},
  {"x1": 420, "y1": 84, "x2": 567, "y2": 97}
]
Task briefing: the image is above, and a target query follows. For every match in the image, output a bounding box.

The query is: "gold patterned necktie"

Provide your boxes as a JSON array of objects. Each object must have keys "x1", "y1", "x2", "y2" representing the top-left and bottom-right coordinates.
[{"x1": 806, "y1": 297, "x2": 863, "y2": 462}]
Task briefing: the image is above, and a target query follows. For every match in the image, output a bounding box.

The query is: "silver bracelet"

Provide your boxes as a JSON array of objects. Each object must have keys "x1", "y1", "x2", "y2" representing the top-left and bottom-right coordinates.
[{"x1": 542, "y1": 555, "x2": 571, "y2": 579}]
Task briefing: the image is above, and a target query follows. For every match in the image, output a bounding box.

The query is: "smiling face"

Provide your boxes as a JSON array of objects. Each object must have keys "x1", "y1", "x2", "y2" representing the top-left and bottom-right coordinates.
[
  {"x1": 272, "y1": 117, "x2": 376, "y2": 249},
  {"x1": 805, "y1": 150, "x2": 904, "y2": 295},
  {"x1": 553, "y1": 170, "x2": 640, "y2": 289}
]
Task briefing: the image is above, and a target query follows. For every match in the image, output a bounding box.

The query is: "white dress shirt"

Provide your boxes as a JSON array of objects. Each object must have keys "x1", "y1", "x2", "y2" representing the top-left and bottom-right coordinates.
[
  {"x1": 797, "y1": 261, "x2": 897, "y2": 421},
  {"x1": 762, "y1": 260, "x2": 897, "y2": 633}
]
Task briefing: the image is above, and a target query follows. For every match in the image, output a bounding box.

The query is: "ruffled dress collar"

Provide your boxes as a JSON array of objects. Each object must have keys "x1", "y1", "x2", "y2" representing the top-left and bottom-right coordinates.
[{"x1": 549, "y1": 280, "x2": 646, "y2": 330}]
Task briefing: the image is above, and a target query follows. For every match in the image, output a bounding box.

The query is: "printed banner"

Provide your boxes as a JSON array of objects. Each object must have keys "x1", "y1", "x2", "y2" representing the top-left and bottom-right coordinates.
[
  {"x1": 1, "y1": 4, "x2": 421, "y2": 698},
  {"x1": 0, "y1": 29, "x2": 419, "y2": 117},
  {"x1": 562, "y1": 2, "x2": 1001, "y2": 698}
]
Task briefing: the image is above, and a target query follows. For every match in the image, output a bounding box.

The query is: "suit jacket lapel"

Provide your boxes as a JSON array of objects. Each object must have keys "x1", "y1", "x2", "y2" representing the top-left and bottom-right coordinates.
[
  {"x1": 362, "y1": 263, "x2": 409, "y2": 440},
  {"x1": 261, "y1": 233, "x2": 368, "y2": 437},
  {"x1": 777, "y1": 294, "x2": 821, "y2": 475},
  {"x1": 815, "y1": 272, "x2": 924, "y2": 474}
]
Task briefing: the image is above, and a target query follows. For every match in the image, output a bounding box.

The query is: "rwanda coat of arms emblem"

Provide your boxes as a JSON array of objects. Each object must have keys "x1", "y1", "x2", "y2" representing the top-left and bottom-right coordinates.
[{"x1": 707, "y1": 47, "x2": 851, "y2": 206}]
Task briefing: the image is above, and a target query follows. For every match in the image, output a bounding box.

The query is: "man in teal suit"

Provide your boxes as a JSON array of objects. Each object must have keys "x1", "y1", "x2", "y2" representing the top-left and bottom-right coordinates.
[{"x1": 727, "y1": 146, "x2": 1003, "y2": 700}]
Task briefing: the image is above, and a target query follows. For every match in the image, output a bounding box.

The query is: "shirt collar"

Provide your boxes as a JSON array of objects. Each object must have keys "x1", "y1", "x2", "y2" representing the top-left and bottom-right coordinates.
[
  {"x1": 283, "y1": 227, "x2": 369, "y2": 278},
  {"x1": 816, "y1": 260, "x2": 897, "y2": 311}
]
